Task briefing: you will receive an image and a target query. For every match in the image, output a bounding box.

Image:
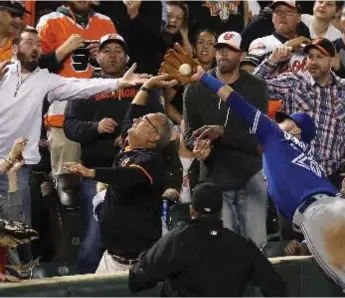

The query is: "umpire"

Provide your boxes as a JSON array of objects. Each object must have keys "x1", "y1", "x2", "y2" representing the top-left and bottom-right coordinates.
[{"x1": 129, "y1": 182, "x2": 286, "y2": 296}]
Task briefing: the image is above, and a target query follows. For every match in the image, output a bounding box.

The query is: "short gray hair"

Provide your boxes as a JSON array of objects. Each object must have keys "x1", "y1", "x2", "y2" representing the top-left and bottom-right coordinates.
[{"x1": 156, "y1": 113, "x2": 173, "y2": 150}]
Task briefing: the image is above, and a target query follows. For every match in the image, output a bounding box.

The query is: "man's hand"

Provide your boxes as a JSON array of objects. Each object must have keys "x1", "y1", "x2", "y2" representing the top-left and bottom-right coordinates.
[
  {"x1": 193, "y1": 125, "x2": 224, "y2": 142},
  {"x1": 64, "y1": 34, "x2": 85, "y2": 54},
  {"x1": 163, "y1": 188, "x2": 180, "y2": 203},
  {"x1": 123, "y1": 0, "x2": 141, "y2": 19},
  {"x1": 87, "y1": 42, "x2": 100, "y2": 59},
  {"x1": 0, "y1": 60, "x2": 12, "y2": 80},
  {"x1": 9, "y1": 137, "x2": 28, "y2": 161},
  {"x1": 284, "y1": 240, "x2": 302, "y2": 256},
  {"x1": 193, "y1": 139, "x2": 211, "y2": 161},
  {"x1": 143, "y1": 74, "x2": 178, "y2": 90},
  {"x1": 269, "y1": 47, "x2": 293, "y2": 64},
  {"x1": 118, "y1": 63, "x2": 151, "y2": 88},
  {"x1": 284, "y1": 36, "x2": 311, "y2": 53},
  {"x1": 97, "y1": 118, "x2": 117, "y2": 134},
  {"x1": 63, "y1": 162, "x2": 95, "y2": 178}
]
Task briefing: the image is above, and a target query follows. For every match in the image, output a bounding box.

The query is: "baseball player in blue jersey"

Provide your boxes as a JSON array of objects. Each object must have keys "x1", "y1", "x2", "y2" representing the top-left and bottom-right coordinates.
[{"x1": 183, "y1": 64, "x2": 345, "y2": 289}]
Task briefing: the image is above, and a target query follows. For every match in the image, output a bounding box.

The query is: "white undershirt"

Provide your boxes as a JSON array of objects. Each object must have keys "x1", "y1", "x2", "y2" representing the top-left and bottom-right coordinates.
[
  {"x1": 301, "y1": 14, "x2": 342, "y2": 41},
  {"x1": 179, "y1": 156, "x2": 194, "y2": 204}
]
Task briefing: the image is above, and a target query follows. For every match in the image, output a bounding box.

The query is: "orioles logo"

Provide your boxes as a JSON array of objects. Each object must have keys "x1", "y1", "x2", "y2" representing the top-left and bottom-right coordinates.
[
  {"x1": 121, "y1": 158, "x2": 130, "y2": 167},
  {"x1": 203, "y1": 1, "x2": 240, "y2": 22}
]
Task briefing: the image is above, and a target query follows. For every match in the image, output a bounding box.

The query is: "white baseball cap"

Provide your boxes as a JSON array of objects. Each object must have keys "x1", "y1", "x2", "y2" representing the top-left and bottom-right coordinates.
[
  {"x1": 215, "y1": 31, "x2": 242, "y2": 52},
  {"x1": 271, "y1": 0, "x2": 300, "y2": 11},
  {"x1": 99, "y1": 33, "x2": 128, "y2": 52}
]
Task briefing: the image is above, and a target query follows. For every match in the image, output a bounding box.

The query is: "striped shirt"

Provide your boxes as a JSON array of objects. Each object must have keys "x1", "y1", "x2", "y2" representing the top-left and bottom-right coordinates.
[{"x1": 254, "y1": 59, "x2": 345, "y2": 175}]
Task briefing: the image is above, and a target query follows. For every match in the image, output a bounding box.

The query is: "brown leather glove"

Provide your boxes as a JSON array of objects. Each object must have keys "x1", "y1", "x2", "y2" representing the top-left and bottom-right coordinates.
[{"x1": 159, "y1": 43, "x2": 199, "y2": 85}]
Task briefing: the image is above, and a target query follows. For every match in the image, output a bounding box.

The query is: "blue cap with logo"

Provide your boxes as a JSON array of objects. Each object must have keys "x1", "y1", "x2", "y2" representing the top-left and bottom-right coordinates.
[{"x1": 276, "y1": 111, "x2": 316, "y2": 143}]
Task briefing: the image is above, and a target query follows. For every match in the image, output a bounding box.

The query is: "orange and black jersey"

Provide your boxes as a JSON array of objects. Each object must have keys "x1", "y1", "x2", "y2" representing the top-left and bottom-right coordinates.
[{"x1": 94, "y1": 103, "x2": 165, "y2": 259}]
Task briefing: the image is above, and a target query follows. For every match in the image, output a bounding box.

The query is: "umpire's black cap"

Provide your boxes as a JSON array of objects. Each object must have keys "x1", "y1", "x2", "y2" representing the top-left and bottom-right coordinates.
[{"x1": 191, "y1": 182, "x2": 223, "y2": 215}]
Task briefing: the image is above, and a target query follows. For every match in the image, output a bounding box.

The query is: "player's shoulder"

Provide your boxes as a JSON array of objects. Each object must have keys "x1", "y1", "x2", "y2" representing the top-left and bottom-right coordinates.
[{"x1": 36, "y1": 11, "x2": 65, "y2": 31}]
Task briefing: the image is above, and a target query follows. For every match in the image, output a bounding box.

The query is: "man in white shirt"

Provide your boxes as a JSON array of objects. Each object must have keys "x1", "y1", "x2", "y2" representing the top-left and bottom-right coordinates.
[{"x1": 0, "y1": 27, "x2": 148, "y2": 227}]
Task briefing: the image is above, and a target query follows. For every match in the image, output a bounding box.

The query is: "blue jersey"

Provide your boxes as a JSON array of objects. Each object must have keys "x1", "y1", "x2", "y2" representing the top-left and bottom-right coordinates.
[{"x1": 225, "y1": 92, "x2": 339, "y2": 221}]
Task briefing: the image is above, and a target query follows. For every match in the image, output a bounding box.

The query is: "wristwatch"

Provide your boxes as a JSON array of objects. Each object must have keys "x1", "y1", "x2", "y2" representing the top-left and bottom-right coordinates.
[{"x1": 140, "y1": 86, "x2": 151, "y2": 93}]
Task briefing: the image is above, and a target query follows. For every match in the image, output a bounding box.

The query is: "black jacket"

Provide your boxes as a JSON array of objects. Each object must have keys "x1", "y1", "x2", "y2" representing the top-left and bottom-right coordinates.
[
  {"x1": 129, "y1": 218, "x2": 286, "y2": 297},
  {"x1": 63, "y1": 72, "x2": 164, "y2": 168},
  {"x1": 183, "y1": 69, "x2": 268, "y2": 190},
  {"x1": 95, "y1": 104, "x2": 165, "y2": 259}
]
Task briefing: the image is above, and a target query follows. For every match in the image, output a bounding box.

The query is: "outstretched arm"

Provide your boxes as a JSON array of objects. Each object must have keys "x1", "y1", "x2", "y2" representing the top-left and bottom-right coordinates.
[{"x1": 192, "y1": 67, "x2": 277, "y2": 146}]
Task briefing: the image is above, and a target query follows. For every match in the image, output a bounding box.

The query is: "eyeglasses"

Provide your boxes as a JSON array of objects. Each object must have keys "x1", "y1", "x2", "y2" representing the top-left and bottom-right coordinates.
[
  {"x1": 273, "y1": 9, "x2": 297, "y2": 17},
  {"x1": 143, "y1": 116, "x2": 159, "y2": 135}
]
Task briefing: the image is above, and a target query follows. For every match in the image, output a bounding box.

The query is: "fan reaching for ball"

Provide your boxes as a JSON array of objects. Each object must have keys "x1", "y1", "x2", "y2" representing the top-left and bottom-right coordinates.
[{"x1": 159, "y1": 43, "x2": 200, "y2": 85}]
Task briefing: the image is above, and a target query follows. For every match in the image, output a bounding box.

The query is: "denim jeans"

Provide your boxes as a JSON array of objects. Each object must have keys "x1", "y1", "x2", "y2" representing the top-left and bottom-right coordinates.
[
  {"x1": 0, "y1": 165, "x2": 33, "y2": 264},
  {"x1": 222, "y1": 170, "x2": 267, "y2": 248},
  {"x1": 0, "y1": 165, "x2": 32, "y2": 225},
  {"x1": 76, "y1": 178, "x2": 103, "y2": 274}
]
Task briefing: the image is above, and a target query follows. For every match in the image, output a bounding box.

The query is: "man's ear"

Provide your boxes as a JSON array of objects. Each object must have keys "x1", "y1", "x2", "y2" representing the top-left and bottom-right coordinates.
[
  {"x1": 96, "y1": 52, "x2": 101, "y2": 65},
  {"x1": 149, "y1": 134, "x2": 160, "y2": 143},
  {"x1": 12, "y1": 44, "x2": 18, "y2": 57},
  {"x1": 239, "y1": 51, "x2": 247, "y2": 63},
  {"x1": 189, "y1": 206, "x2": 196, "y2": 219}
]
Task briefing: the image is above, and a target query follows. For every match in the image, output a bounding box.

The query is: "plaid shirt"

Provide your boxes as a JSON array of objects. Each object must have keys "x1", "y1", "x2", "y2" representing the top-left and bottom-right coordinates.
[{"x1": 254, "y1": 59, "x2": 345, "y2": 175}]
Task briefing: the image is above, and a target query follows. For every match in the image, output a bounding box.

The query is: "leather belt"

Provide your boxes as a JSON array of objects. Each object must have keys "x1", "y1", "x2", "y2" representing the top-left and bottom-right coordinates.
[
  {"x1": 109, "y1": 253, "x2": 138, "y2": 266},
  {"x1": 297, "y1": 196, "x2": 318, "y2": 214}
]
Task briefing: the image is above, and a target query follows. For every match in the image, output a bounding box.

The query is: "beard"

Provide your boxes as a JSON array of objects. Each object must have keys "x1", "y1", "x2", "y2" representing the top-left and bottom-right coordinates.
[
  {"x1": 217, "y1": 58, "x2": 239, "y2": 74},
  {"x1": 17, "y1": 51, "x2": 39, "y2": 72}
]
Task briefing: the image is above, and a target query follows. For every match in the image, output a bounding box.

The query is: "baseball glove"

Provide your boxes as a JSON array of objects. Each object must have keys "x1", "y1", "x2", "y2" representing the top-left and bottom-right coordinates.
[
  {"x1": 159, "y1": 43, "x2": 199, "y2": 85},
  {"x1": 0, "y1": 219, "x2": 38, "y2": 249}
]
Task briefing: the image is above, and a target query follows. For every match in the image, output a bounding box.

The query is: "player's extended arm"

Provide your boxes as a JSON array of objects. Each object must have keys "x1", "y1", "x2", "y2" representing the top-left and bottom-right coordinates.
[{"x1": 198, "y1": 70, "x2": 277, "y2": 145}]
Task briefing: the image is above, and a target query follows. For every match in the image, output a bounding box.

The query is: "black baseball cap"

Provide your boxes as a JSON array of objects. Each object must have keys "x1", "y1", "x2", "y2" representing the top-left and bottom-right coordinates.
[
  {"x1": 303, "y1": 38, "x2": 336, "y2": 57},
  {"x1": 191, "y1": 182, "x2": 223, "y2": 215},
  {"x1": 0, "y1": 1, "x2": 31, "y2": 16}
]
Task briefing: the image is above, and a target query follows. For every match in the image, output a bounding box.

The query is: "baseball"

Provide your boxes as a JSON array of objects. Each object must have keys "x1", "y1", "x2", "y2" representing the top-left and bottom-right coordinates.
[{"x1": 179, "y1": 64, "x2": 192, "y2": 76}]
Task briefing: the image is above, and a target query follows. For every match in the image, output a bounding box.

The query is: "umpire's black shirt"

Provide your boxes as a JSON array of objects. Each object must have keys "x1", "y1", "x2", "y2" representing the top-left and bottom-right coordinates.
[
  {"x1": 95, "y1": 104, "x2": 165, "y2": 259},
  {"x1": 129, "y1": 218, "x2": 286, "y2": 297}
]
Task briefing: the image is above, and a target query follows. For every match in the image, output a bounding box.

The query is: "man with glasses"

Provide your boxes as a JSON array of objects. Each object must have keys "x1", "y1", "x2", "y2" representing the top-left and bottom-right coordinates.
[
  {"x1": 63, "y1": 34, "x2": 164, "y2": 274},
  {"x1": 247, "y1": 0, "x2": 310, "y2": 74},
  {"x1": 0, "y1": 1, "x2": 29, "y2": 62},
  {"x1": 63, "y1": 74, "x2": 176, "y2": 273}
]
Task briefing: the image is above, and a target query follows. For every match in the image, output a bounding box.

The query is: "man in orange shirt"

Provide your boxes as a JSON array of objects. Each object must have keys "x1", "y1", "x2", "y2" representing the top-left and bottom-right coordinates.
[
  {"x1": 36, "y1": 1, "x2": 116, "y2": 188},
  {"x1": 0, "y1": 2, "x2": 29, "y2": 62}
]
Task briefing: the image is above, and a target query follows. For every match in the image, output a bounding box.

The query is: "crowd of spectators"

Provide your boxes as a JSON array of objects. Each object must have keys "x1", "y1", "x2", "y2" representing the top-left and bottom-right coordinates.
[{"x1": 1, "y1": 0, "x2": 345, "y2": 295}]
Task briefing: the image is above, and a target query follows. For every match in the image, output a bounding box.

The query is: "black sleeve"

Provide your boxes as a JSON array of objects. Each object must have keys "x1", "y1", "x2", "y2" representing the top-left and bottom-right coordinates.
[
  {"x1": 129, "y1": 230, "x2": 186, "y2": 293},
  {"x1": 127, "y1": 1, "x2": 162, "y2": 41},
  {"x1": 121, "y1": 89, "x2": 164, "y2": 138},
  {"x1": 241, "y1": 15, "x2": 274, "y2": 52},
  {"x1": 39, "y1": 52, "x2": 63, "y2": 74},
  {"x1": 94, "y1": 154, "x2": 159, "y2": 195},
  {"x1": 248, "y1": 241, "x2": 287, "y2": 297},
  {"x1": 183, "y1": 84, "x2": 203, "y2": 151},
  {"x1": 63, "y1": 99, "x2": 99, "y2": 144}
]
